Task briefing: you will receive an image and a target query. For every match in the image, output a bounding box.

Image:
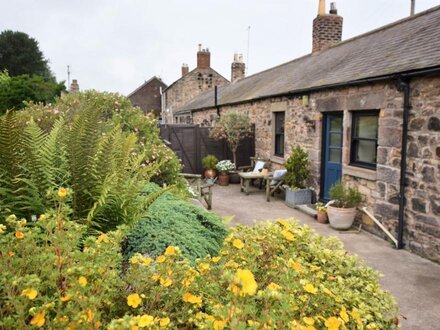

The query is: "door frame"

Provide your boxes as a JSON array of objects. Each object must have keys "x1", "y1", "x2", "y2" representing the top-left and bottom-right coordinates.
[{"x1": 319, "y1": 111, "x2": 344, "y2": 201}]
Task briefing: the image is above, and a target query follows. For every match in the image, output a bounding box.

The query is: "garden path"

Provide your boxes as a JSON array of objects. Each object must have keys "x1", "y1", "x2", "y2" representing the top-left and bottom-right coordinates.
[{"x1": 210, "y1": 184, "x2": 440, "y2": 330}]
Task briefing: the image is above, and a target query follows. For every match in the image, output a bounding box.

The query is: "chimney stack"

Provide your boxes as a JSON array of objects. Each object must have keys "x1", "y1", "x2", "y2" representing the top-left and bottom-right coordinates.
[
  {"x1": 70, "y1": 79, "x2": 79, "y2": 93},
  {"x1": 197, "y1": 43, "x2": 211, "y2": 69},
  {"x1": 312, "y1": 1, "x2": 343, "y2": 53},
  {"x1": 181, "y1": 63, "x2": 189, "y2": 76},
  {"x1": 231, "y1": 53, "x2": 245, "y2": 82}
]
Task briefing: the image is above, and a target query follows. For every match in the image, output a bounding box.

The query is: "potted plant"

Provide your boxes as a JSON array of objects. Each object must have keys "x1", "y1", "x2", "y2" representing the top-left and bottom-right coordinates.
[
  {"x1": 315, "y1": 202, "x2": 328, "y2": 224},
  {"x1": 284, "y1": 146, "x2": 312, "y2": 207},
  {"x1": 216, "y1": 160, "x2": 235, "y2": 186},
  {"x1": 327, "y1": 182, "x2": 363, "y2": 230},
  {"x1": 202, "y1": 154, "x2": 218, "y2": 183}
]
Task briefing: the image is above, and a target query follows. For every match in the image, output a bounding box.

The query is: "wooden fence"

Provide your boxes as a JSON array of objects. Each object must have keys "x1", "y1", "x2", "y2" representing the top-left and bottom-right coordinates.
[{"x1": 159, "y1": 124, "x2": 255, "y2": 174}]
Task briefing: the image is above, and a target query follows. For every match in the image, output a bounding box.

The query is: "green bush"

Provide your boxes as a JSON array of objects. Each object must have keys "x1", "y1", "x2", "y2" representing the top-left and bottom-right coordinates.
[
  {"x1": 202, "y1": 154, "x2": 219, "y2": 170},
  {"x1": 330, "y1": 182, "x2": 363, "y2": 208},
  {"x1": 284, "y1": 146, "x2": 311, "y2": 189},
  {"x1": 123, "y1": 191, "x2": 227, "y2": 262}
]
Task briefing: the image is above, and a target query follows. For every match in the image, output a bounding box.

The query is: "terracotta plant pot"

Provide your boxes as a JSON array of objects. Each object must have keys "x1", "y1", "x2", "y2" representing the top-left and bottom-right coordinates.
[
  {"x1": 317, "y1": 211, "x2": 328, "y2": 224},
  {"x1": 218, "y1": 172, "x2": 230, "y2": 186},
  {"x1": 204, "y1": 168, "x2": 217, "y2": 179},
  {"x1": 327, "y1": 205, "x2": 357, "y2": 230}
]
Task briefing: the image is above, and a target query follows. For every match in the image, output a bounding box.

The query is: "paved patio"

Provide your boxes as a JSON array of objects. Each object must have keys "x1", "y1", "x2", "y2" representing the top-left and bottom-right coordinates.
[{"x1": 209, "y1": 183, "x2": 440, "y2": 330}]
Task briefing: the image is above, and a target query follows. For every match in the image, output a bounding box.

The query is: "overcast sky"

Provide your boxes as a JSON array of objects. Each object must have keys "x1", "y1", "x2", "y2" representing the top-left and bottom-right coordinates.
[{"x1": 2, "y1": 0, "x2": 439, "y2": 95}]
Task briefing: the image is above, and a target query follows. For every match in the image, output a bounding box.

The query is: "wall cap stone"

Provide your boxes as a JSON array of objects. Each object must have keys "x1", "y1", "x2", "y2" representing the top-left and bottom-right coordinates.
[{"x1": 343, "y1": 165, "x2": 377, "y2": 181}]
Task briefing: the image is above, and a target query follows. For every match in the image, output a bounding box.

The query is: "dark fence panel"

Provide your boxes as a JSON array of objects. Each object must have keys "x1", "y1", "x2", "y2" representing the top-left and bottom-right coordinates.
[{"x1": 160, "y1": 124, "x2": 255, "y2": 174}]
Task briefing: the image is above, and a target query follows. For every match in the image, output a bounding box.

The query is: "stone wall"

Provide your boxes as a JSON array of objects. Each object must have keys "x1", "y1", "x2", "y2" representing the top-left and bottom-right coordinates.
[
  {"x1": 163, "y1": 68, "x2": 229, "y2": 123},
  {"x1": 192, "y1": 76, "x2": 440, "y2": 263}
]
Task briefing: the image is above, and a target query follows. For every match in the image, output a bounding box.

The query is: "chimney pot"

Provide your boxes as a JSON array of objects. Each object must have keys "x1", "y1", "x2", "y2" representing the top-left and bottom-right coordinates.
[
  {"x1": 329, "y1": 2, "x2": 337, "y2": 14},
  {"x1": 318, "y1": 0, "x2": 326, "y2": 16}
]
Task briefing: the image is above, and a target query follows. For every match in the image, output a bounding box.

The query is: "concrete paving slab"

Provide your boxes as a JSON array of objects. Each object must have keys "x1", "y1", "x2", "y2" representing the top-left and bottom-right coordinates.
[{"x1": 210, "y1": 184, "x2": 440, "y2": 330}]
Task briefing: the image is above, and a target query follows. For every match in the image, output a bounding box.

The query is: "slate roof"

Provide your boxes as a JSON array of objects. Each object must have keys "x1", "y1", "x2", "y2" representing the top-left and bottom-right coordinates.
[
  {"x1": 127, "y1": 76, "x2": 167, "y2": 98},
  {"x1": 176, "y1": 6, "x2": 440, "y2": 113}
]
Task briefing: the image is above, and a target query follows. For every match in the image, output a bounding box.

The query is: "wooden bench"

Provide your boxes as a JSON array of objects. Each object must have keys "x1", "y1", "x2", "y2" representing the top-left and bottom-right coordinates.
[{"x1": 181, "y1": 173, "x2": 213, "y2": 210}]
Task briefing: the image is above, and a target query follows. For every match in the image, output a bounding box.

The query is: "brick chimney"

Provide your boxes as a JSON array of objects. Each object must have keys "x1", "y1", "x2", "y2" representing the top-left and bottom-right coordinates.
[
  {"x1": 181, "y1": 63, "x2": 189, "y2": 76},
  {"x1": 70, "y1": 79, "x2": 79, "y2": 93},
  {"x1": 312, "y1": 1, "x2": 343, "y2": 53},
  {"x1": 197, "y1": 44, "x2": 210, "y2": 69},
  {"x1": 231, "y1": 53, "x2": 245, "y2": 82}
]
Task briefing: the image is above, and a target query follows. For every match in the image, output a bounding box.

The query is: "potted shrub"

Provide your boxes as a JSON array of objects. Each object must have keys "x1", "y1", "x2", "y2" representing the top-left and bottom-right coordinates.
[
  {"x1": 327, "y1": 182, "x2": 363, "y2": 230},
  {"x1": 284, "y1": 146, "x2": 312, "y2": 207},
  {"x1": 315, "y1": 202, "x2": 328, "y2": 224},
  {"x1": 202, "y1": 154, "x2": 218, "y2": 183},
  {"x1": 216, "y1": 160, "x2": 235, "y2": 186}
]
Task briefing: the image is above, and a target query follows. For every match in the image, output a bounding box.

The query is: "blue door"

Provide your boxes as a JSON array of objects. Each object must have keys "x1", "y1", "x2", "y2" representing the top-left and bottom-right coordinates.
[{"x1": 322, "y1": 113, "x2": 343, "y2": 201}]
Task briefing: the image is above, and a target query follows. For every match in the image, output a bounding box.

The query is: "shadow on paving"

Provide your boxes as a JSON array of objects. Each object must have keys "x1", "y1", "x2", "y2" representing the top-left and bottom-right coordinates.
[{"x1": 208, "y1": 184, "x2": 440, "y2": 330}]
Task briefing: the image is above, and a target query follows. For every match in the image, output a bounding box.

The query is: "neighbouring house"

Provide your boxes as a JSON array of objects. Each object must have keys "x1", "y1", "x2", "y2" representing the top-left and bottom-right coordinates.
[
  {"x1": 175, "y1": 2, "x2": 440, "y2": 263},
  {"x1": 162, "y1": 44, "x2": 230, "y2": 124},
  {"x1": 127, "y1": 76, "x2": 167, "y2": 117}
]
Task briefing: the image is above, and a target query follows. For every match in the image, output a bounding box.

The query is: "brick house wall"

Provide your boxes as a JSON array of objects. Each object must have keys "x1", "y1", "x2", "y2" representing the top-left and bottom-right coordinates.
[
  {"x1": 128, "y1": 78, "x2": 167, "y2": 117},
  {"x1": 192, "y1": 75, "x2": 440, "y2": 263}
]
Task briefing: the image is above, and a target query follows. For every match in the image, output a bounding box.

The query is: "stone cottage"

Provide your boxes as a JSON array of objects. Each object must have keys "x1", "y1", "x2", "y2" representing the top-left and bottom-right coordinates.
[
  {"x1": 175, "y1": 2, "x2": 440, "y2": 263},
  {"x1": 162, "y1": 44, "x2": 230, "y2": 124},
  {"x1": 127, "y1": 76, "x2": 167, "y2": 118}
]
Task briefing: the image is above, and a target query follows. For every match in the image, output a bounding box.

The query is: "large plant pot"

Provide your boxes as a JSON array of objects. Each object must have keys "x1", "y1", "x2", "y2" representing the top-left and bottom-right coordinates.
[
  {"x1": 218, "y1": 172, "x2": 230, "y2": 186},
  {"x1": 229, "y1": 170, "x2": 240, "y2": 184},
  {"x1": 285, "y1": 188, "x2": 312, "y2": 207},
  {"x1": 204, "y1": 168, "x2": 217, "y2": 179},
  {"x1": 327, "y1": 205, "x2": 357, "y2": 230}
]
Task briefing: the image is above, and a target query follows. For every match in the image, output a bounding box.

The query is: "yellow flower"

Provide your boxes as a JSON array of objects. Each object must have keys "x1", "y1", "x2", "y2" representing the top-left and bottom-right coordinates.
[
  {"x1": 282, "y1": 229, "x2": 295, "y2": 241},
  {"x1": 340, "y1": 306, "x2": 349, "y2": 323},
  {"x1": 8, "y1": 251, "x2": 15, "y2": 257},
  {"x1": 303, "y1": 317, "x2": 315, "y2": 325},
  {"x1": 15, "y1": 231, "x2": 24, "y2": 239},
  {"x1": 127, "y1": 293, "x2": 142, "y2": 308},
  {"x1": 159, "y1": 317, "x2": 170, "y2": 327},
  {"x1": 212, "y1": 256, "x2": 221, "y2": 263},
  {"x1": 288, "y1": 259, "x2": 302, "y2": 272},
  {"x1": 277, "y1": 219, "x2": 290, "y2": 227},
  {"x1": 267, "y1": 282, "x2": 281, "y2": 291},
  {"x1": 0, "y1": 224, "x2": 6, "y2": 234},
  {"x1": 160, "y1": 277, "x2": 173, "y2": 287},
  {"x1": 325, "y1": 317, "x2": 340, "y2": 330},
  {"x1": 60, "y1": 294, "x2": 73, "y2": 302},
  {"x1": 164, "y1": 246, "x2": 177, "y2": 256},
  {"x1": 151, "y1": 274, "x2": 160, "y2": 281},
  {"x1": 303, "y1": 283, "x2": 318, "y2": 294},
  {"x1": 86, "y1": 308, "x2": 94, "y2": 322},
  {"x1": 323, "y1": 288, "x2": 332, "y2": 295},
  {"x1": 182, "y1": 292, "x2": 202, "y2": 305},
  {"x1": 78, "y1": 276, "x2": 87, "y2": 287},
  {"x1": 213, "y1": 319, "x2": 227, "y2": 330},
  {"x1": 21, "y1": 288, "x2": 38, "y2": 300},
  {"x1": 234, "y1": 269, "x2": 258, "y2": 296},
  {"x1": 58, "y1": 187, "x2": 68, "y2": 198},
  {"x1": 156, "y1": 255, "x2": 166, "y2": 263},
  {"x1": 138, "y1": 314, "x2": 154, "y2": 327},
  {"x1": 30, "y1": 311, "x2": 45, "y2": 328},
  {"x1": 97, "y1": 234, "x2": 108, "y2": 243},
  {"x1": 198, "y1": 263, "x2": 210, "y2": 273},
  {"x1": 232, "y1": 239, "x2": 244, "y2": 249}
]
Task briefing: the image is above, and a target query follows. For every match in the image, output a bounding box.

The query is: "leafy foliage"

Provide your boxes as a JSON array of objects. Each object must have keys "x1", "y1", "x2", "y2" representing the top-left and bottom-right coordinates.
[
  {"x1": 0, "y1": 71, "x2": 65, "y2": 114},
  {"x1": 210, "y1": 112, "x2": 252, "y2": 167},
  {"x1": 330, "y1": 182, "x2": 363, "y2": 208},
  {"x1": 123, "y1": 189, "x2": 227, "y2": 262},
  {"x1": 0, "y1": 30, "x2": 54, "y2": 80},
  {"x1": 284, "y1": 145, "x2": 311, "y2": 189},
  {"x1": 202, "y1": 154, "x2": 218, "y2": 170}
]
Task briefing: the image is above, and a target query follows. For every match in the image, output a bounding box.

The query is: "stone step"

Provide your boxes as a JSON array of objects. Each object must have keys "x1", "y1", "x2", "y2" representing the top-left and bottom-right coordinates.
[{"x1": 294, "y1": 204, "x2": 317, "y2": 218}]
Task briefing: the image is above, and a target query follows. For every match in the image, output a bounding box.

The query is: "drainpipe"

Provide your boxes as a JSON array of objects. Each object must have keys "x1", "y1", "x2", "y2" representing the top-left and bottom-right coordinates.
[
  {"x1": 397, "y1": 76, "x2": 411, "y2": 249},
  {"x1": 215, "y1": 85, "x2": 220, "y2": 117}
]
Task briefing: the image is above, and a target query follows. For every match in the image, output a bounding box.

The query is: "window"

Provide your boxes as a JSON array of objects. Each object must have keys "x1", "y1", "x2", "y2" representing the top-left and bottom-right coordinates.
[
  {"x1": 350, "y1": 111, "x2": 379, "y2": 169},
  {"x1": 274, "y1": 112, "x2": 285, "y2": 157}
]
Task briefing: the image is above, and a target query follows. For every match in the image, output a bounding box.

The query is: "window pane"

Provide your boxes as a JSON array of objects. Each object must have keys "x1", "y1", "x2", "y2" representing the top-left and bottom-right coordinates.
[
  {"x1": 329, "y1": 148, "x2": 341, "y2": 163},
  {"x1": 274, "y1": 112, "x2": 285, "y2": 156},
  {"x1": 275, "y1": 134, "x2": 284, "y2": 156},
  {"x1": 330, "y1": 133, "x2": 342, "y2": 147},
  {"x1": 330, "y1": 117, "x2": 342, "y2": 132},
  {"x1": 355, "y1": 115, "x2": 378, "y2": 139},
  {"x1": 355, "y1": 140, "x2": 377, "y2": 163}
]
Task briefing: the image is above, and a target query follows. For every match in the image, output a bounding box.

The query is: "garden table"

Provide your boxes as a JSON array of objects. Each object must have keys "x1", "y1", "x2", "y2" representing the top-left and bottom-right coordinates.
[{"x1": 239, "y1": 172, "x2": 271, "y2": 195}]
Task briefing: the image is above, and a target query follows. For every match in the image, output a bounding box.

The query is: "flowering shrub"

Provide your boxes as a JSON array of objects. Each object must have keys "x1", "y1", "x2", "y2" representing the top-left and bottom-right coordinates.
[{"x1": 216, "y1": 160, "x2": 235, "y2": 173}]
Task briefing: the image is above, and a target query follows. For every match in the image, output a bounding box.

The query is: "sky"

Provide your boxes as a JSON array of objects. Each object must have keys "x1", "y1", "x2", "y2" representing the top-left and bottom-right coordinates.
[{"x1": 2, "y1": 0, "x2": 439, "y2": 95}]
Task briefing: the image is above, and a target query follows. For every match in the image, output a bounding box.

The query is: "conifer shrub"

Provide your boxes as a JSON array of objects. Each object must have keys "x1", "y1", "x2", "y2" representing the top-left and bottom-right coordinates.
[{"x1": 123, "y1": 190, "x2": 227, "y2": 262}]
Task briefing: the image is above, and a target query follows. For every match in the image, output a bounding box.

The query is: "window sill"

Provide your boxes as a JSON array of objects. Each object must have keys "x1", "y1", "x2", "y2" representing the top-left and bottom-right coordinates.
[
  {"x1": 270, "y1": 155, "x2": 285, "y2": 165},
  {"x1": 343, "y1": 165, "x2": 377, "y2": 181}
]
